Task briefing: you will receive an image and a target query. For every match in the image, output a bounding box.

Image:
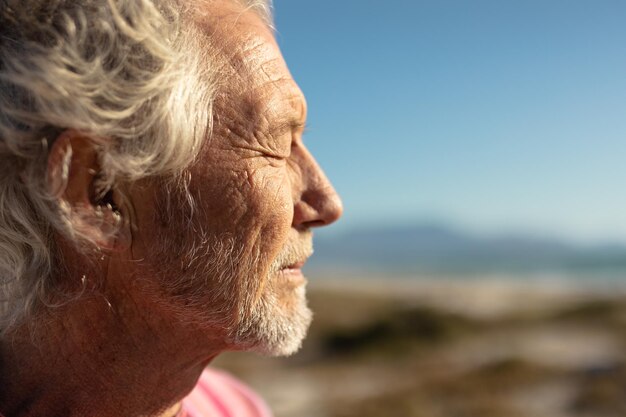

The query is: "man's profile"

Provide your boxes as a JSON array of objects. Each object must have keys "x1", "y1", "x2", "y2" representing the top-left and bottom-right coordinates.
[{"x1": 0, "y1": 0, "x2": 342, "y2": 416}]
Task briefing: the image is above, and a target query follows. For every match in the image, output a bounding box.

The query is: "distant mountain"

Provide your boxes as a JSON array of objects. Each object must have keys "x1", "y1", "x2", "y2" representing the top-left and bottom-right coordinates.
[{"x1": 307, "y1": 224, "x2": 626, "y2": 276}]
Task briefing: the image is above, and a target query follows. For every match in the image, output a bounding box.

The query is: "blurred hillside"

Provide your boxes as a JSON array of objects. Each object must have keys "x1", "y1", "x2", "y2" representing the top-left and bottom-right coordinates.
[{"x1": 308, "y1": 224, "x2": 626, "y2": 278}]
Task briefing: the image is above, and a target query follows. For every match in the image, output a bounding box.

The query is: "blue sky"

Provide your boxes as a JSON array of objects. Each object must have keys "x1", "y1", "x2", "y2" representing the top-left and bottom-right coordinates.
[{"x1": 273, "y1": 0, "x2": 626, "y2": 244}]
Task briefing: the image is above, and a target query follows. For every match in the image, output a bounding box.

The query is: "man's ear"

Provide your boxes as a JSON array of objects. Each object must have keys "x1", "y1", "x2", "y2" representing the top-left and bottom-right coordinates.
[{"x1": 46, "y1": 130, "x2": 131, "y2": 251}]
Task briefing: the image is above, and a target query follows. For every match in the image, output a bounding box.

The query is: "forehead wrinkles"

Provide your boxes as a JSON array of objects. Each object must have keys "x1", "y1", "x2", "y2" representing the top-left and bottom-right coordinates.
[
  {"x1": 196, "y1": 4, "x2": 305, "y2": 141},
  {"x1": 214, "y1": 34, "x2": 305, "y2": 139}
]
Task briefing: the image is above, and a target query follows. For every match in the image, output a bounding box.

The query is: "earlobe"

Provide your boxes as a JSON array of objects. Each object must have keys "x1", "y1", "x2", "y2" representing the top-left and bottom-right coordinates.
[{"x1": 46, "y1": 130, "x2": 131, "y2": 252}]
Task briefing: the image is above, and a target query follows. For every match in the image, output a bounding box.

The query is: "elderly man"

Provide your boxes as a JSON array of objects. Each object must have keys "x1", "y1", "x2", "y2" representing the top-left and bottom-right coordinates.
[{"x1": 0, "y1": 0, "x2": 342, "y2": 416}]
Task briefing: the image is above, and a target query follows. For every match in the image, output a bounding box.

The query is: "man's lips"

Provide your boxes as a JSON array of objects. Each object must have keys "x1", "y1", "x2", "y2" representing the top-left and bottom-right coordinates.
[
  {"x1": 283, "y1": 260, "x2": 306, "y2": 270},
  {"x1": 279, "y1": 260, "x2": 308, "y2": 285}
]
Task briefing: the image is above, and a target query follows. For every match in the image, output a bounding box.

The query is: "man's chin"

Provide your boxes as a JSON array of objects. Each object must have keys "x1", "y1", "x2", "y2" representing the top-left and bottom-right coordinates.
[
  {"x1": 231, "y1": 286, "x2": 313, "y2": 357},
  {"x1": 259, "y1": 310, "x2": 312, "y2": 357}
]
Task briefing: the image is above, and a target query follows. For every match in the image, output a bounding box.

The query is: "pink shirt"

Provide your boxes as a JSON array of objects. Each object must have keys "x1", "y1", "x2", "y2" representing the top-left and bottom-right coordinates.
[{"x1": 180, "y1": 369, "x2": 273, "y2": 417}]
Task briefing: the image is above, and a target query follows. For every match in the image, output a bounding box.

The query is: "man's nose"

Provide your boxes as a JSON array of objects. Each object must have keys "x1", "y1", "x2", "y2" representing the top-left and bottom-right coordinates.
[{"x1": 292, "y1": 147, "x2": 343, "y2": 229}]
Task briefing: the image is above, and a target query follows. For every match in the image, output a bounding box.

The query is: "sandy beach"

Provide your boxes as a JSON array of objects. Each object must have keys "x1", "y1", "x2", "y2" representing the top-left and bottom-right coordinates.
[{"x1": 214, "y1": 275, "x2": 626, "y2": 417}]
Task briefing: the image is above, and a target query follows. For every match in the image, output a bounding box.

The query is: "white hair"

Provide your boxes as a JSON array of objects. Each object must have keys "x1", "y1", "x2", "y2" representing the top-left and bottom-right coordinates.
[{"x1": 0, "y1": 0, "x2": 273, "y2": 332}]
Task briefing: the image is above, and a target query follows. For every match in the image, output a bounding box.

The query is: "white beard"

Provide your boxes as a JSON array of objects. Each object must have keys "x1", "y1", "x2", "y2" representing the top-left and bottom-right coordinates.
[
  {"x1": 226, "y1": 234, "x2": 314, "y2": 356},
  {"x1": 229, "y1": 277, "x2": 312, "y2": 356},
  {"x1": 152, "y1": 223, "x2": 313, "y2": 357},
  {"x1": 152, "y1": 183, "x2": 314, "y2": 357}
]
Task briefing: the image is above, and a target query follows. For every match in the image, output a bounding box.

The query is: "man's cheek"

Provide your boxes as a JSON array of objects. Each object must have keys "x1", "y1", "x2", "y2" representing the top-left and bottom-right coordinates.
[
  {"x1": 242, "y1": 164, "x2": 291, "y2": 222},
  {"x1": 245, "y1": 168, "x2": 292, "y2": 258},
  {"x1": 188, "y1": 169, "x2": 248, "y2": 229}
]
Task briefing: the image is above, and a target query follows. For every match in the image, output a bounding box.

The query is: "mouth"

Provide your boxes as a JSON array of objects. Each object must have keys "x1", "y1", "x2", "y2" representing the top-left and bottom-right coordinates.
[
  {"x1": 284, "y1": 260, "x2": 306, "y2": 270},
  {"x1": 279, "y1": 259, "x2": 308, "y2": 286},
  {"x1": 273, "y1": 234, "x2": 314, "y2": 287}
]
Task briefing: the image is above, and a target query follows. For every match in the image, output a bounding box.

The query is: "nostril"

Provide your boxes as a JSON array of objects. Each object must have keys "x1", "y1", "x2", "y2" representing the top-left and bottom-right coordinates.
[
  {"x1": 308, "y1": 220, "x2": 326, "y2": 228},
  {"x1": 293, "y1": 188, "x2": 342, "y2": 229}
]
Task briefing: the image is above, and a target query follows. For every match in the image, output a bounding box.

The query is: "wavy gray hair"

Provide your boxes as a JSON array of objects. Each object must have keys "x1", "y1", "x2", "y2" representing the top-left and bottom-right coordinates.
[{"x1": 0, "y1": 0, "x2": 273, "y2": 332}]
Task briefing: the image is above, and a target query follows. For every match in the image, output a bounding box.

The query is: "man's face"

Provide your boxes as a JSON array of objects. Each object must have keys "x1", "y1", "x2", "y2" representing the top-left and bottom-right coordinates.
[{"x1": 128, "y1": 0, "x2": 342, "y2": 356}]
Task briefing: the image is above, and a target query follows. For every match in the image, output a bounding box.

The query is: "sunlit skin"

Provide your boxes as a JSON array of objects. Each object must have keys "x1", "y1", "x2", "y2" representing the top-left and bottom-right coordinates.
[{"x1": 0, "y1": 1, "x2": 342, "y2": 417}]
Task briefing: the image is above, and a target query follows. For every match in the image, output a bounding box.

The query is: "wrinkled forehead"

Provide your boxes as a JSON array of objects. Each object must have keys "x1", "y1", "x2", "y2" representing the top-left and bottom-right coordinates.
[
  {"x1": 191, "y1": 0, "x2": 305, "y2": 127},
  {"x1": 192, "y1": 0, "x2": 283, "y2": 83}
]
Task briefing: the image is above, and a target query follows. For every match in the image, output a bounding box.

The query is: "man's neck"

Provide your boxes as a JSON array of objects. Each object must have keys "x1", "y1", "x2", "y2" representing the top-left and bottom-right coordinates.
[{"x1": 0, "y1": 289, "x2": 221, "y2": 417}]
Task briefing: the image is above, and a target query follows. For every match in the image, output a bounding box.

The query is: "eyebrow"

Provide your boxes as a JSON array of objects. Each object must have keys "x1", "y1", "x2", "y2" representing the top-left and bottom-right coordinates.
[
  {"x1": 261, "y1": 89, "x2": 307, "y2": 137},
  {"x1": 268, "y1": 118, "x2": 305, "y2": 140}
]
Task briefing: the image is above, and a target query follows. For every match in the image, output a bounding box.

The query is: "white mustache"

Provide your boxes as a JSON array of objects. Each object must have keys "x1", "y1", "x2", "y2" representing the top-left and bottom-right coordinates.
[{"x1": 270, "y1": 232, "x2": 314, "y2": 272}]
